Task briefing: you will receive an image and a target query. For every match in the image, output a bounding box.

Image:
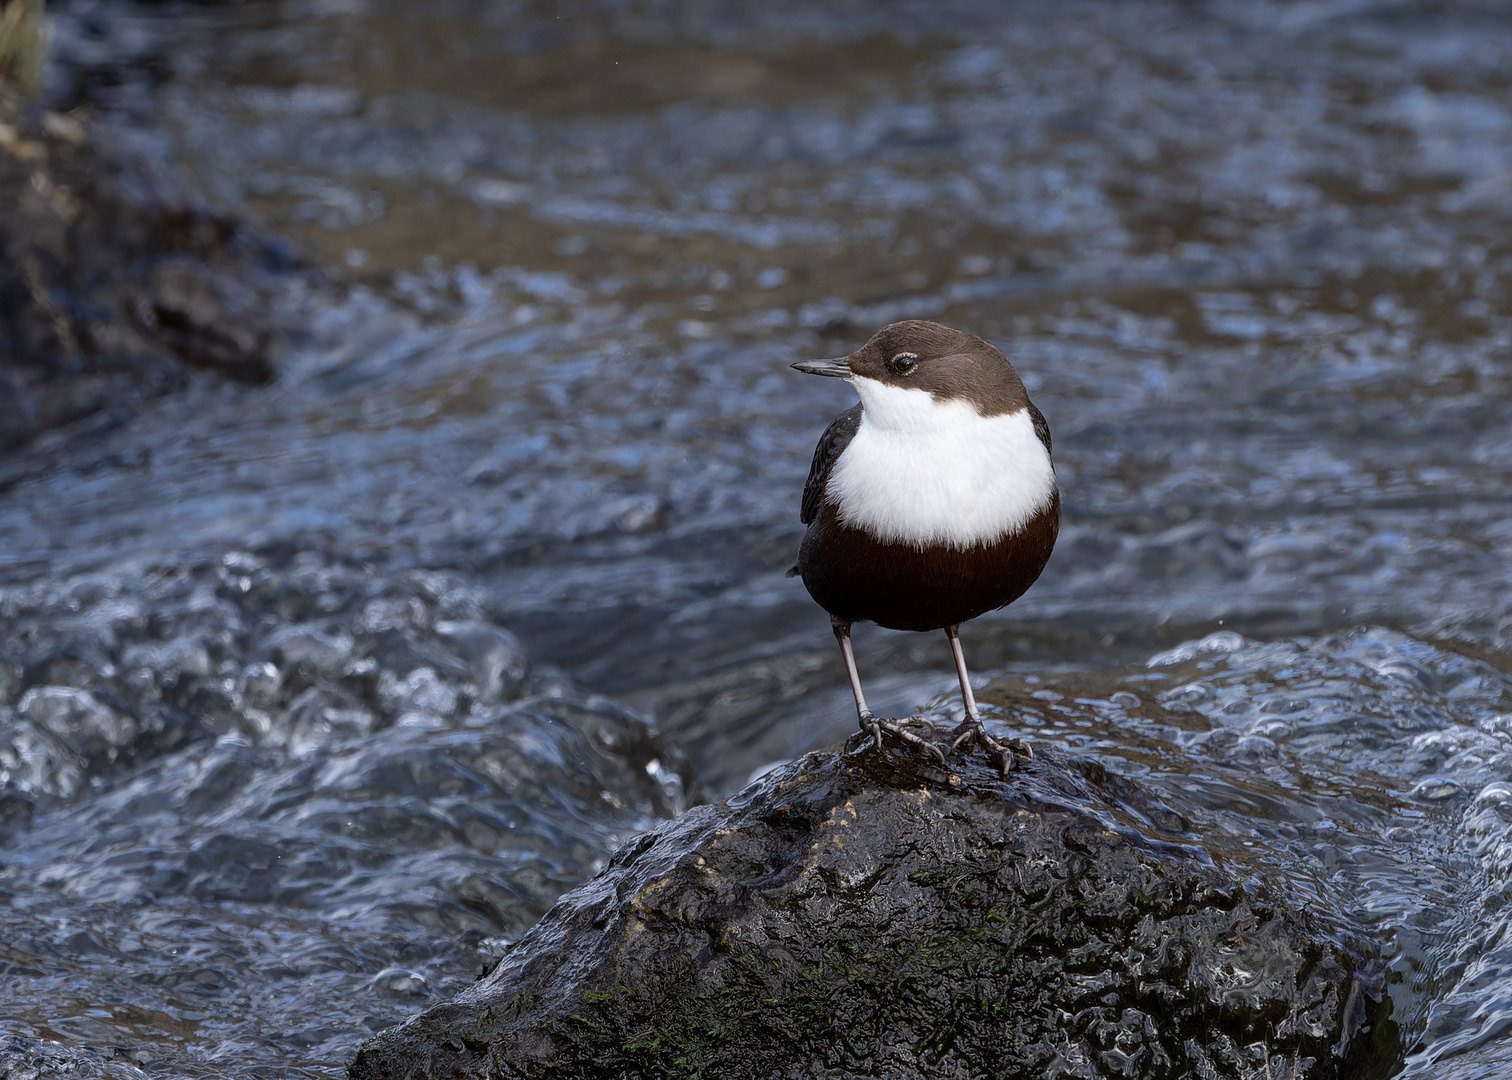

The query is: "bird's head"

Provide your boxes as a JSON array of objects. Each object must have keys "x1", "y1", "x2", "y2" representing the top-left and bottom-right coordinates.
[{"x1": 792, "y1": 319, "x2": 1029, "y2": 417}]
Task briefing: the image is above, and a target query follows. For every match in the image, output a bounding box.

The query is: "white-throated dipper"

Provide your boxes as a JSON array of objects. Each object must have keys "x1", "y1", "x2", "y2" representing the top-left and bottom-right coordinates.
[{"x1": 792, "y1": 319, "x2": 1059, "y2": 774}]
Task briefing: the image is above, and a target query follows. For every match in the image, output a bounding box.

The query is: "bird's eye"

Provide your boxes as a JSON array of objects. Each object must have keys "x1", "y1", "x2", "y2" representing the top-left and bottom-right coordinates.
[{"x1": 891, "y1": 352, "x2": 919, "y2": 373}]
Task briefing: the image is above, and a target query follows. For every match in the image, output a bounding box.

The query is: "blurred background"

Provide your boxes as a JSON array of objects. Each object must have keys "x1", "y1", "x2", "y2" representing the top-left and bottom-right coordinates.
[{"x1": 2, "y1": 0, "x2": 1512, "y2": 1076}]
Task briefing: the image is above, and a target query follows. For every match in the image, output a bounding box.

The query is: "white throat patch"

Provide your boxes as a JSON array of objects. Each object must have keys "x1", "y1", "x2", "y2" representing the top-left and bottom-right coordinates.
[{"x1": 826, "y1": 377, "x2": 1056, "y2": 550}]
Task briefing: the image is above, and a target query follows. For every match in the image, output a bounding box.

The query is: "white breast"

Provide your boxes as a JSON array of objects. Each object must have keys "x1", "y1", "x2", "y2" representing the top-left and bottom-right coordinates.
[{"x1": 826, "y1": 377, "x2": 1056, "y2": 550}]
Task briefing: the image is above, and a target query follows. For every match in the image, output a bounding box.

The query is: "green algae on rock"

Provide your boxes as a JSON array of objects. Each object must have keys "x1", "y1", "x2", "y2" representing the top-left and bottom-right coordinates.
[{"x1": 350, "y1": 744, "x2": 1394, "y2": 1080}]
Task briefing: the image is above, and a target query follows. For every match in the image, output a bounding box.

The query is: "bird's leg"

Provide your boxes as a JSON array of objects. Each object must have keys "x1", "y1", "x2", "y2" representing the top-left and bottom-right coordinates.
[
  {"x1": 833, "y1": 616, "x2": 944, "y2": 764},
  {"x1": 946, "y1": 625, "x2": 1032, "y2": 775}
]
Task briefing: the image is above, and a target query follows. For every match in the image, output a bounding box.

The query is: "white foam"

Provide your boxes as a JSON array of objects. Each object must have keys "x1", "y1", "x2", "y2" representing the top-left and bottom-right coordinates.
[{"x1": 826, "y1": 377, "x2": 1056, "y2": 550}]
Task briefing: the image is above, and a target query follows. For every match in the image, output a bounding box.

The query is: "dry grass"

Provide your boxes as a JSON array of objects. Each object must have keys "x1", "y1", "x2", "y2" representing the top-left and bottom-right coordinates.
[{"x1": 0, "y1": 0, "x2": 48, "y2": 94}]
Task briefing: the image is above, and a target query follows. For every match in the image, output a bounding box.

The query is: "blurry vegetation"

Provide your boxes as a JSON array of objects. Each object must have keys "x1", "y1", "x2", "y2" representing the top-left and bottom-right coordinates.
[{"x1": 0, "y1": 0, "x2": 47, "y2": 94}]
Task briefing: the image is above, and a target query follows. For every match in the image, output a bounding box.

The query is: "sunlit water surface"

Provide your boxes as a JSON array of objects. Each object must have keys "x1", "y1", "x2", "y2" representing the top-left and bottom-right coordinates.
[{"x1": 4, "y1": 0, "x2": 1512, "y2": 1074}]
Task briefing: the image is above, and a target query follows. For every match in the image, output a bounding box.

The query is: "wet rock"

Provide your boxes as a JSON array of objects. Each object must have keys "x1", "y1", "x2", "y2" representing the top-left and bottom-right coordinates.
[
  {"x1": 352, "y1": 747, "x2": 1391, "y2": 1080},
  {"x1": 145, "y1": 260, "x2": 273, "y2": 382},
  {"x1": 0, "y1": 85, "x2": 293, "y2": 465}
]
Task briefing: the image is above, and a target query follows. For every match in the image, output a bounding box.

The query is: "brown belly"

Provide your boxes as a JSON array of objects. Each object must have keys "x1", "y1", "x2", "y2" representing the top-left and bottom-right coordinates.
[{"x1": 798, "y1": 491, "x2": 1060, "y2": 632}]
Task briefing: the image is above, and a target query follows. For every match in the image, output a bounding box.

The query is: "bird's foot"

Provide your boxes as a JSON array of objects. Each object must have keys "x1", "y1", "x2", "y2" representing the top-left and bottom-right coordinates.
[
  {"x1": 851, "y1": 712, "x2": 946, "y2": 765},
  {"x1": 951, "y1": 717, "x2": 1032, "y2": 776}
]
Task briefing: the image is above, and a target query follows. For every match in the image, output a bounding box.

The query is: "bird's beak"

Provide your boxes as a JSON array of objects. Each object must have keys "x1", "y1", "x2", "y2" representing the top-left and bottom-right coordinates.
[{"x1": 791, "y1": 357, "x2": 851, "y2": 378}]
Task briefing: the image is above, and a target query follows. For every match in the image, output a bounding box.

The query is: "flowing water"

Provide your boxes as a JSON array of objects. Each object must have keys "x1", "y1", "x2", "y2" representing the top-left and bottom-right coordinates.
[{"x1": 4, "y1": 0, "x2": 1512, "y2": 1074}]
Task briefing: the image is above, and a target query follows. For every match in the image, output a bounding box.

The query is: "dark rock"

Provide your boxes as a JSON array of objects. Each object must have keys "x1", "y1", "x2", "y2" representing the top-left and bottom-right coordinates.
[
  {"x1": 350, "y1": 747, "x2": 1395, "y2": 1080},
  {"x1": 145, "y1": 259, "x2": 273, "y2": 382},
  {"x1": 0, "y1": 85, "x2": 295, "y2": 466}
]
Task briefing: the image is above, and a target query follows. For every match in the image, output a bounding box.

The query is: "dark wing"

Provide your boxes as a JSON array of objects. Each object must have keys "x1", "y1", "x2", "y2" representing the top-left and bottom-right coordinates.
[
  {"x1": 1027, "y1": 402, "x2": 1052, "y2": 455},
  {"x1": 800, "y1": 403, "x2": 862, "y2": 524}
]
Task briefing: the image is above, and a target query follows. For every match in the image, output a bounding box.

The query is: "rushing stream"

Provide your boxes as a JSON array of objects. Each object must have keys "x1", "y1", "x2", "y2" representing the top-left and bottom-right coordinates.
[{"x1": 4, "y1": 0, "x2": 1512, "y2": 1075}]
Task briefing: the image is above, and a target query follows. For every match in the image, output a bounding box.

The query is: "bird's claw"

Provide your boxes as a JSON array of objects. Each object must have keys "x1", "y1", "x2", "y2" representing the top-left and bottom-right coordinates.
[
  {"x1": 952, "y1": 717, "x2": 1032, "y2": 775},
  {"x1": 854, "y1": 713, "x2": 947, "y2": 765}
]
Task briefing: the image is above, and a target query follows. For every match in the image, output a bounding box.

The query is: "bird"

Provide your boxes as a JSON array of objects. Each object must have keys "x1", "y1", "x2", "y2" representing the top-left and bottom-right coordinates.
[{"x1": 791, "y1": 319, "x2": 1059, "y2": 774}]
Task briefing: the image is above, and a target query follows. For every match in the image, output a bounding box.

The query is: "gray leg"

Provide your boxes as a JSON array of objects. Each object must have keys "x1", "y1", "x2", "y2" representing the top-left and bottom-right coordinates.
[
  {"x1": 833, "y1": 616, "x2": 944, "y2": 764},
  {"x1": 833, "y1": 616, "x2": 872, "y2": 721},
  {"x1": 946, "y1": 625, "x2": 1031, "y2": 775}
]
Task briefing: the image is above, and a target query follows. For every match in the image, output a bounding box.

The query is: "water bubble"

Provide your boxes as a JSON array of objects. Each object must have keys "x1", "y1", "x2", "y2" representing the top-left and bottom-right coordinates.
[
  {"x1": 238, "y1": 662, "x2": 282, "y2": 708},
  {"x1": 1410, "y1": 777, "x2": 1466, "y2": 802},
  {"x1": 1148, "y1": 631, "x2": 1250, "y2": 667},
  {"x1": 1158, "y1": 682, "x2": 1217, "y2": 711},
  {"x1": 367, "y1": 968, "x2": 430, "y2": 998}
]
